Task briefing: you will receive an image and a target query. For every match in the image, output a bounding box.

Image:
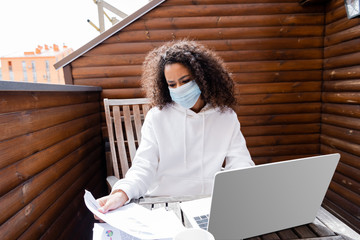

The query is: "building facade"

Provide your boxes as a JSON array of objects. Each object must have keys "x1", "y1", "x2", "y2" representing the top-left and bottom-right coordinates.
[{"x1": 0, "y1": 44, "x2": 73, "y2": 84}]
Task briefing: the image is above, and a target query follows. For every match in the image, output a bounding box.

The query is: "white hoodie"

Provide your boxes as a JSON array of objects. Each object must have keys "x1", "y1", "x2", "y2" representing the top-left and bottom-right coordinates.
[{"x1": 112, "y1": 103, "x2": 254, "y2": 200}]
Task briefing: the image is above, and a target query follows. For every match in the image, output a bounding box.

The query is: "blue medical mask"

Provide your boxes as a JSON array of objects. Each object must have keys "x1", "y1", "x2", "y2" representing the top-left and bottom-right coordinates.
[{"x1": 168, "y1": 80, "x2": 201, "y2": 109}]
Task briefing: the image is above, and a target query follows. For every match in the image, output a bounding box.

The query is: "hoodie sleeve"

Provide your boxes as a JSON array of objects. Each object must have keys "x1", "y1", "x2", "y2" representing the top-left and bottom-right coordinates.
[
  {"x1": 224, "y1": 112, "x2": 255, "y2": 170},
  {"x1": 111, "y1": 109, "x2": 159, "y2": 200}
]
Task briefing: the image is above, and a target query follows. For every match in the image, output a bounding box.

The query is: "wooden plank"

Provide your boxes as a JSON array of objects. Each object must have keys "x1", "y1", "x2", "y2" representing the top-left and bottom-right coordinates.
[
  {"x1": 72, "y1": 54, "x2": 146, "y2": 67},
  {"x1": 104, "y1": 100, "x2": 120, "y2": 179},
  {"x1": 97, "y1": 38, "x2": 323, "y2": 55},
  {"x1": 217, "y1": 49, "x2": 323, "y2": 61},
  {"x1": 114, "y1": 26, "x2": 323, "y2": 43},
  {"x1": 325, "y1": 14, "x2": 360, "y2": 36},
  {"x1": 63, "y1": 65, "x2": 73, "y2": 85},
  {"x1": 321, "y1": 134, "x2": 360, "y2": 159},
  {"x1": 276, "y1": 228, "x2": 299, "y2": 239},
  {"x1": 238, "y1": 113, "x2": 321, "y2": 126},
  {"x1": 324, "y1": 51, "x2": 360, "y2": 70},
  {"x1": 0, "y1": 91, "x2": 99, "y2": 114},
  {"x1": 324, "y1": 38, "x2": 360, "y2": 59},
  {"x1": 228, "y1": 59, "x2": 322, "y2": 72},
  {"x1": 0, "y1": 127, "x2": 101, "y2": 197},
  {"x1": 252, "y1": 154, "x2": 315, "y2": 165},
  {"x1": 332, "y1": 171, "x2": 360, "y2": 195},
  {"x1": 323, "y1": 80, "x2": 360, "y2": 92},
  {"x1": 74, "y1": 76, "x2": 141, "y2": 88},
  {"x1": 0, "y1": 102, "x2": 99, "y2": 142},
  {"x1": 293, "y1": 225, "x2": 317, "y2": 238},
  {"x1": 245, "y1": 237, "x2": 261, "y2": 240},
  {"x1": 321, "y1": 145, "x2": 360, "y2": 171},
  {"x1": 236, "y1": 81, "x2": 321, "y2": 94},
  {"x1": 249, "y1": 144, "x2": 319, "y2": 157},
  {"x1": 246, "y1": 134, "x2": 319, "y2": 147},
  {"x1": 322, "y1": 92, "x2": 360, "y2": 104},
  {"x1": 325, "y1": 0, "x2": 345, "y2": 13},
  {"x1": 143, "y1": 104, "x2": 151, "y2": 118},
  {"x1": 123, "y1": 105, "x2": 137, "y2": 161},
  {"x1": 322, "y1": 103, "x2": 360, "y2": 118},
  {"x1": 232, "y1": 71, "x2": 322, "y2": 83},
  {"x1": 72, "y1": 65, "x2": 142, "y2": 79},
  {"x1": 200, "y1": 38, "x2": 324, "y2": 50},
  {"x1": 133, "y1": 105, "x2": 142, "y2": 143},
  {"x1": 125, "y1": 14, "x2": 324, "y2": 31},
  {"x1": 336, "y1": 162, "x2": 360, "y2": 184},
  {"x1": 234, "y1": 103, "x2": 322, "y2": 116},
  {"x1": 242, "y1": 123, "x2": 320, "y2": 136},
  {"x1": 162, "y1": 0, "x2": 302, "y2": 5},
  {"x1": 260, "y1": 232, "x2": 280, "y2": 240},
  {"x1": 113, "y1": 106, "x2": 128, "y2": 178},
  {"x1": 144, "y1": 3, "x2": 324, "y2": 18},
  {"x1": 107, "y1": 98, "x2": 149, "y2": 105},
  {"x1": 0, "y1": 113, "x2": 100, "y2": 169},
  {"x1": 325, "y1": 24, "x2": 360, "y2": 47},
  {"x1": 323, "y1": 65, "x2": 360, "y2": 81},
  {"x1": 237, "y1": 92, "x2": 321, "y2": 105},
  {"x1": 325, "y1": 2, "x2": 346, "y2": 25},
  {"x1": 321, "y1": 123, "x2": 360, "y2": 145},
  {"x1": 101, "y1": 88, "x2": 145, "y2": 99}
]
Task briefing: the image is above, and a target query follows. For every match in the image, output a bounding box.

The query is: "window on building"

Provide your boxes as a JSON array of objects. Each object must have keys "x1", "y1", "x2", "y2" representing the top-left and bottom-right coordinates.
[
  {"x1": 31, "y1": 61, "x2": 37, "y2": 82},
  {"x1": 8, "y1": 61, "x2": 14, "y2": 81},
  {"x1": 45, "y1": 60, "x2": 50, "y2": 82},
  {"x1": 22, "y1": 61, "x2": 28, "y2": 81}
]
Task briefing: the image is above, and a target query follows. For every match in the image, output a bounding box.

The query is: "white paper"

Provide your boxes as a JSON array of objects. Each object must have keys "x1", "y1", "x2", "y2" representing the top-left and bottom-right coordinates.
[{"x1": 84, "y1": 190, "x2": 185, "y2": 240}]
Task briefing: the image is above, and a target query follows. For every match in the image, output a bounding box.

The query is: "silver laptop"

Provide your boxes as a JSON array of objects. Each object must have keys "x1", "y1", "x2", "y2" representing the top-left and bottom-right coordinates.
[{"x1": 180, "y1": 154, "x2": 340, "y2": 239}]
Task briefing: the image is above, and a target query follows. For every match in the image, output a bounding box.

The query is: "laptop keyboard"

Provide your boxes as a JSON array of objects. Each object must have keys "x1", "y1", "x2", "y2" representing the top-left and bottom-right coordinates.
[{"x1": 194, "y1": 214, "x2": 209, "y2": 230}]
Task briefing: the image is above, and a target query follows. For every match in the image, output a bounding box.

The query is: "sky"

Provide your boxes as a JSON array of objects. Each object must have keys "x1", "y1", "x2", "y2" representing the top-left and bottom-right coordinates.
[{"x1": 0, "y1": 0, "x2": 149, "y2": 57}]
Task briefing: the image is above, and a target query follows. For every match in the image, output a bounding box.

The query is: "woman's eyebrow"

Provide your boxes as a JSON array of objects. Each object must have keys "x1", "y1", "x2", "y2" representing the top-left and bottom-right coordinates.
[
  {"x1": 177, "y1": 75, "x2": 190, "y2": 81},
  {"x1": 166, "y1": 75, "x2": 191, "y2": 82}
]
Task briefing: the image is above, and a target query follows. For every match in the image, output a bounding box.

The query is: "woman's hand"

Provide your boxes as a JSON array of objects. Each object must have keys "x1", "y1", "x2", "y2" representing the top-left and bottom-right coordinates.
[{"x1": 95, "y1": 190, "x2": 129, "y2": 219}]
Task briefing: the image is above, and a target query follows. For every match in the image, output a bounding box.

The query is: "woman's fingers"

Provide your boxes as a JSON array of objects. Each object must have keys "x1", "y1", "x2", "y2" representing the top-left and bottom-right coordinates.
[{"x1": 95, "y1": 190, "x2": 129, "y2": 216}]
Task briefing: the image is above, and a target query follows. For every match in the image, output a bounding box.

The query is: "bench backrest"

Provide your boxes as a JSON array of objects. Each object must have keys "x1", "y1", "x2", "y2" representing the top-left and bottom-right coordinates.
[{"x1": 104, "y1": 98, "x2": 150, "y2": 178}]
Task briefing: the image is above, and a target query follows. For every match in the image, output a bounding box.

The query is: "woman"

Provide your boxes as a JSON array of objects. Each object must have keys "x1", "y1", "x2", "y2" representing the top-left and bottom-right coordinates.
[{"x1": 97, "y1": 40, "x2": 254, "y2": 213}]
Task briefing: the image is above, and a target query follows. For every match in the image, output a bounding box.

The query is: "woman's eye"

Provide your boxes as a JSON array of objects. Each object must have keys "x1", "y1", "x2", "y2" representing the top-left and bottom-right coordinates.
[
  {"x1": 168, "y1": 84, "x2": 176, "y2": 88},
  {"x1": 182, "y1": 79, "x2": 191, "y2": 84}
]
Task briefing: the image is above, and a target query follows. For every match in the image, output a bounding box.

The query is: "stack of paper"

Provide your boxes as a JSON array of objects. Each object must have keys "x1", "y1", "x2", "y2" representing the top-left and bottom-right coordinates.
[{"x1": 84, "y1": 190, "x2": 185, "y2": 240}]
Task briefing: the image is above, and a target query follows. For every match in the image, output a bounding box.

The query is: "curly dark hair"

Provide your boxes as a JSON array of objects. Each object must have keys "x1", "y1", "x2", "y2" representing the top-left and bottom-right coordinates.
[{"x1": 141, "y1": 40, "x2": 236, "y2": 110}]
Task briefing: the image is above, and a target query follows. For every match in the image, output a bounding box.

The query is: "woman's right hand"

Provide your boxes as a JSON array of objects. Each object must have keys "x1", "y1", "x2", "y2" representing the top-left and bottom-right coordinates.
[{"x1": 95, "y1": 189, "x2": 129, "y2": 217}]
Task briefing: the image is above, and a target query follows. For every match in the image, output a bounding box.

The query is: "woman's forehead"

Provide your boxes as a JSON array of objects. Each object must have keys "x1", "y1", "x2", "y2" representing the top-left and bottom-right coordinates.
[{"x1": 164, "y1": 63, "x2": 191, "y2": 79}]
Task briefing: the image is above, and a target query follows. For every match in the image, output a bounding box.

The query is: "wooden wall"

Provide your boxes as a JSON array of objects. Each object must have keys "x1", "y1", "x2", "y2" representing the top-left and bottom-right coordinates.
[
  {"x1": 70, "y1": 0, "x2": 325, "y2": 164},
  {"x1": 0, "y1": 86, "x2": 107, "y2": 239},
  {"x1": 321, "y1": 0, "x2": 360, "y2": 232}
]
